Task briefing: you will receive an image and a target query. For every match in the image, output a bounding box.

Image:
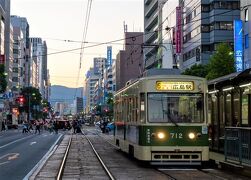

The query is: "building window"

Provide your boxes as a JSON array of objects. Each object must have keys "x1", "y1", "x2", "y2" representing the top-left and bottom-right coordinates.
[
  {"x1": 13, "y1": 67, "x2": 18, "y2": 73},
  {"x1": 245, "y1": 34, "x2": 249, "y2": 49},
  {"x1": 185, "y1": 13, "x2": 192, "y2": 24},
  {"x1": 12, "y1": 77, "x2": 18, "y2": 82},
  {"x1": 201, "y1": 25, "x2": 210, "y2": 32},
  {"x1": 202, "y1": 45, "x2": 211, "y2": 52},
  {"x1": 201, "y1": 4, "x2": 210, "y2": 12},
  {"x1": 213, "y1": 22, "x2": 233, "y2": 30}
]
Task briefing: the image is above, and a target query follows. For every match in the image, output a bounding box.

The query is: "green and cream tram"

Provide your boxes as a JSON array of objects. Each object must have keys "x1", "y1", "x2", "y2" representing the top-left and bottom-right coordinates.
[{"x1": 114, "y1": 70, "x2": 209, "y2": 165}]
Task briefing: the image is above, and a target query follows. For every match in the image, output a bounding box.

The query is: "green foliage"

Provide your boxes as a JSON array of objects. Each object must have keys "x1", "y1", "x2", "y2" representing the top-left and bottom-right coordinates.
[
  {"x1": 0, "y1": 64, "x2": 7, "y2": 93},
  {"x1": 206, "y1": 43, "x2": 235, "y2": 80},
  {"x1": 106, "y1": 93, "x2": 114, "y2": 105},
  {"x1": 182, "y1": 64, "x2": 209, "y2": 78},
  {"x1": 20, "y1": 87, "x2": 42, "y2": 118}
]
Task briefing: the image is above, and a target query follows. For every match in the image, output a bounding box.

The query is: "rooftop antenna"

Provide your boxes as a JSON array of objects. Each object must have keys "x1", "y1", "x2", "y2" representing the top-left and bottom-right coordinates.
[
  {"x1": 123, "y1": 21, "x2": 127, "y2": 32},
  {"x1": 123, "y1": 21, "x2": 128, "y2": 50}
]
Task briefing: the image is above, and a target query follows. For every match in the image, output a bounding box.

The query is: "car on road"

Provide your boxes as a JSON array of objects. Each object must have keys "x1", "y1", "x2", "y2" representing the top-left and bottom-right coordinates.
[{"x1": 105, "y1": 122, "x2": 114, "y2": 132}]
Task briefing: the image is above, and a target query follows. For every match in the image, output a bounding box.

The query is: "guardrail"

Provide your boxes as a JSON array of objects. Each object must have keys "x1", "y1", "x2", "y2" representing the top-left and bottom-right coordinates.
[{"x1": 225, "y1": 127, "x2": 251, "y2": 165}]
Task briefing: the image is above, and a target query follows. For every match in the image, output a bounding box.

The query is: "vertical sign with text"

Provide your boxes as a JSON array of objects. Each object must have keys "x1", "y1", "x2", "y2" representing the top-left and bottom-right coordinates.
[
  {"x1": 107, "y1": 46, "x2": 112, "y2": 67},
  {"x1": 176, "y1": 7, "x2": 182, "y2": 54},
  {"x1": 234, "y1": 20, "x2": 243, "y2": 72}
]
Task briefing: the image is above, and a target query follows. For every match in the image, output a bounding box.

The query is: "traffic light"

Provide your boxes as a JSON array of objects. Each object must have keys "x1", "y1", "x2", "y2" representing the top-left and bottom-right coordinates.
[
  {"x1": 19, "y1": 97, "x2": 24, "y2": 103},
  {"x1": 17, "y1": 96, "x2": 25, "y2": 107}
]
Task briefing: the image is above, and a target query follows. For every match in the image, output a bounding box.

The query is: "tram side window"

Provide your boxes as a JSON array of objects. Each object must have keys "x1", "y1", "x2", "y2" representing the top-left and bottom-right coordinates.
[
  {"x1": 233, "y1": 92, "x2": 240, "y2": 126},
  {"x1": 242, "y1": 91, "x2": 248, "y2": 125},
  {"x1": 140, "y1": 93, "x2": 145, "y2": 123},
  {"x1": 128, "y1": 97, "x2": 132, "y2": 122},
  {"x1": 225, "y1": 93, "x2": 232, "y2": 126}
]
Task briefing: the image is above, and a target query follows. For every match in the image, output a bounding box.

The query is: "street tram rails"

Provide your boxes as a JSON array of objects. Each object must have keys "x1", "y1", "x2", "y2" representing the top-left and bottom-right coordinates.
[{"x1": 114, "y1": 69, "x2": 209, "y2": 165}]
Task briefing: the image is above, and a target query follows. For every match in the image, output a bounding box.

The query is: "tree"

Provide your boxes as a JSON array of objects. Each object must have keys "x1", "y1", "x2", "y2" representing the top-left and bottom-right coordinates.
[
  {"x1": 20, "y1": 87, "x2": 42, "y2": 119},
  {"x1": 0, "y1": 64, "x2": 7, "y2": 93},
  {"x1": 206, "y1": 43, "x2": 235, "y2": 80},
  {"x1": 182, "y1": 64, "x2": 209, "y2": 78}
]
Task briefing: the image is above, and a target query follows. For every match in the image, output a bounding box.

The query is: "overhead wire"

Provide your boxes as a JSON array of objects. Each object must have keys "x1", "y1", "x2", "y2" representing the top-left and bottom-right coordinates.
[
  {"x1": 74, "y1": 0, "x2": 93, "y2": 98},
  {"x1": 25, "y1": 8, "x2": 242, "y2": 88}
]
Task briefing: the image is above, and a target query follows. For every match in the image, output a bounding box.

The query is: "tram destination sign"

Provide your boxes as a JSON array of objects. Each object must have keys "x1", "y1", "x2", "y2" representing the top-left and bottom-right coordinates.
[{"x1": 156, "y1": 81, "x2": 194, "y2": 91}]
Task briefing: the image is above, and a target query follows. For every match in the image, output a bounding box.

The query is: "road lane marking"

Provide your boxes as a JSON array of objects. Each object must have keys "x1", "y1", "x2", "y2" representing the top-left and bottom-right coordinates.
[
  {"x1": 0, "y1": 153, "x2": 20, "y2": 166},
  {"x1": 0, "y1": 161, "x2": 9, "y2": 165},
  {"x1": 30, "y1": 142, "x2": 37, "y2": 146},
  {"x1": 24, "y1": 134, "x2": 63, "y2": 180},
  {"x1": 0, "y1": 136, "x2": 32, "y2": 149},
  {"x1": 8, "y1": 153, "x2": 20, "y2": 160}
]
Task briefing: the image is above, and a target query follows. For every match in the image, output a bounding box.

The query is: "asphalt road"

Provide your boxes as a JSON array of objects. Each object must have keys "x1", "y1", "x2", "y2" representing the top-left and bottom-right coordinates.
[{"x1": 0, "y1": 129, "x2": 63, "y2": 180}]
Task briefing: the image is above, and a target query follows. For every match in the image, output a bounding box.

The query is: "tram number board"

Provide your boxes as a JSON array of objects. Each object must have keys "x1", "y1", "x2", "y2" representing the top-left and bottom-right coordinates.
[{"x1": 156, "y1": 81, "x2": 194, "y2": 91}]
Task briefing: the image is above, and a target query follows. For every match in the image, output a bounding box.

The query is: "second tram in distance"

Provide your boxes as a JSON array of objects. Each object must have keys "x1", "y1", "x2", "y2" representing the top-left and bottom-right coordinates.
[{"x1": 113, "y1": 69, "x2": 209, "y2": 165}]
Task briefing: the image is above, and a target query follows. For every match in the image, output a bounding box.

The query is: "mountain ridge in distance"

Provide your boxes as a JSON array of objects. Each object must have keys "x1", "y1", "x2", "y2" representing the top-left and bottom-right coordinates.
[{"x1": 50, "y1": 85, "x2": 83, "y2": 106}]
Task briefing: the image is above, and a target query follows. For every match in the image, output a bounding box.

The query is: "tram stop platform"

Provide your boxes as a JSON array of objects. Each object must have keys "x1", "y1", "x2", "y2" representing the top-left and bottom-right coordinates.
[{"x1": 209, "y1": 151, "x2": 251, "y2": 178}]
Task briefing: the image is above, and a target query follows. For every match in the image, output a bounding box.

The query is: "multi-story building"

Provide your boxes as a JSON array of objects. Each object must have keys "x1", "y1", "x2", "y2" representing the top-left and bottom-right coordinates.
[
  {"x1": 11, "y1": 16, "x2": 30, "y2": 87},
  {"x1": 93, "y1": 78, "x2": 103, "y2": 106},
  {"x1": 144, "y1": 0, "x2": 240, "y2": 71},
  {"x1": 74, "y1": 97, "x2": 83, "y2": 114},
  {"x1": 0, "y1": 0, "x2": 5, "y2": 131},
  {"x1": 144, "y1": 0, "x2": 167, "y2": 69},
  {"x1": 12, "y1": 27, "x2": 25, "y2": 96},
  {"x1": 181, "y1": 0, "x2": 240, "y2": 70},
  {"x1": 112, "y1": 59, "x2": 116, "y2": 92},
  {"x1": 30, "y1": 38, "x2": 42, "y2": 88},
  {"x1": 42, "y1": 41, "x2": 49, "y2": 100},
  {"x1": 1, "y1": 0, "x2": 12, "y2": 92},
  {"x1": 30, "y1": 37, "x2": 48, "y2": 99},
  {"x1": 104, "y1": 66, "x2": 113, "y2": 94},
  {"x1": 161, "y1": 0, "x2": 180, "y2": 68},
  {"x1": 241, "y1": 0, "x2": 251, "y2": 69},
  {"x1": 93, "y1": 57, "x2": 106, "y2": 76},
  {"x1": 116, "y1": 32, "x2": 144, "y2": 91},
  {"x1": 84, "y1": 68, "x2": 99, "y2": 113}
]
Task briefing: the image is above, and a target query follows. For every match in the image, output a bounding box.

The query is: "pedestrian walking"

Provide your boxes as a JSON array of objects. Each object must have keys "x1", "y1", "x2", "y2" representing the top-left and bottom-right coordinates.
[
  {"x1": 72, "y1": 120, "x2": 77, "y2": 133},
  {"x1": 35, "y1": 120, "x2": 41, "y2": 134},
  {"x1": 53, "y1": 121, "x2": 58, "y2": 134},
  {"x1": 22, "y1": 121, "x2": 28, "y2": 133},
  {"x1": 1, "y1": 121, "x2": 6, "y2": 131}
]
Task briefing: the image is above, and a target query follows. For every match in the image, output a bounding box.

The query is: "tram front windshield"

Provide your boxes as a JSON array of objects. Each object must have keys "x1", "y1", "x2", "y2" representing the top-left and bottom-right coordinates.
[{"x1": 148, "y1": 93, "x2": 204, "y2": 123}]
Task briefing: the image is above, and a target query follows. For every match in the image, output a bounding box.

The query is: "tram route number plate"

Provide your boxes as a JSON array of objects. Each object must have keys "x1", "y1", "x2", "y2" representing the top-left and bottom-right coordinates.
[{"x1": 156, "y1": 81, "x2": 194, "y2": 91}]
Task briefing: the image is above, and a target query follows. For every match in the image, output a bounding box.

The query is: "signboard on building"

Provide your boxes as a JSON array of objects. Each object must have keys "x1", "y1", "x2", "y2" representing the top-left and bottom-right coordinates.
[
  {"x1": 176, "y1": 7, "x2": 182, "y2": 54},
  {"x1": 234, "y1": 20, "x2": 243, "y2": 72},
  {"x1": 107, "y1": 46, "x2": 112, "y2": 66}
]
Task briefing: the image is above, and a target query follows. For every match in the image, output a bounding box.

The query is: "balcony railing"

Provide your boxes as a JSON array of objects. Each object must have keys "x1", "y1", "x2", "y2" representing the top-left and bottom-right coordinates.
[{"x1": 225, "y1": 127, "x2": 251, "y2": 165}]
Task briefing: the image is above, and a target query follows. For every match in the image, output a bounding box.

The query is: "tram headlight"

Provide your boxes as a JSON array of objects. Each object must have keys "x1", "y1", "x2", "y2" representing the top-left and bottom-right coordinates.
[
  {"x1": 157, "y1": 132, "x2": 165, "y2": 139},
  {"x1": 188, "y1": 132, "x2": 195, "y2": 140}
]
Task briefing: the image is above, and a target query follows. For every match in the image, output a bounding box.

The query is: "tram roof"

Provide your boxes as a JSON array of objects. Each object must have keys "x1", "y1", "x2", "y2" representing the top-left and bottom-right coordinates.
[
  {"x1": 208, "y1": 68, "x2": 251, "y2": 89},
  {"x1": 142, "y1": 68, "x2": 181, "y2": 77}
]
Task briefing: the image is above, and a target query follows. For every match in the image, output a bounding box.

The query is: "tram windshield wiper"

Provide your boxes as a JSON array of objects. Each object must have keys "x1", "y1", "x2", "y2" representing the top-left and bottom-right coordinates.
[
  {"x1": 163, "y1": 110, "x2": 179, "y2": 127},
  {"x1": 168, "y1": 115, "x2": 179, "y2": 127}
]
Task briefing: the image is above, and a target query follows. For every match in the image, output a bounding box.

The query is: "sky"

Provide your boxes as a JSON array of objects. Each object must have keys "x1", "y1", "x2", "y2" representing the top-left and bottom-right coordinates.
[{"x1": 11, "y1": 0, "x2": 143, "y2": 88}]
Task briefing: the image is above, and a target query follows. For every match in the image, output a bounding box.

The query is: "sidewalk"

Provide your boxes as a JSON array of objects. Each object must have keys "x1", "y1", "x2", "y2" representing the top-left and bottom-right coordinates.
[{"x1": 210, "y1": 151, "x2": 251, "y2": 178}]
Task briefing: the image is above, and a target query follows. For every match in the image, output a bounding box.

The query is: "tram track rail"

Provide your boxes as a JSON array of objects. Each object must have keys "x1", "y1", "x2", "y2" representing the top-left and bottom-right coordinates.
[
  {"x1": 81, "y1": 129, "x2": 115, "y2": 180},
  {"x1": 56, "y1": 135, "x2": 72, "y2": 180}
]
